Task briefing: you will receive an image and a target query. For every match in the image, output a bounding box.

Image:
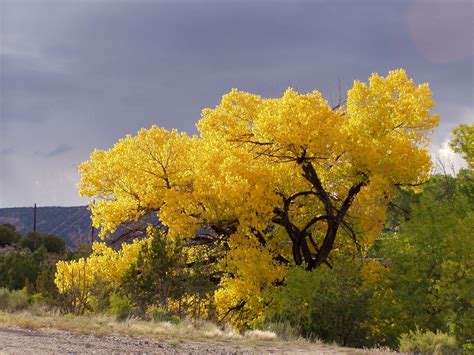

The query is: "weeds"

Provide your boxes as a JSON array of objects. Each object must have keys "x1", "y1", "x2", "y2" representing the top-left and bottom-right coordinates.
[{"x1": 0, "y1": 288, "x2": 29, "y2": 311}]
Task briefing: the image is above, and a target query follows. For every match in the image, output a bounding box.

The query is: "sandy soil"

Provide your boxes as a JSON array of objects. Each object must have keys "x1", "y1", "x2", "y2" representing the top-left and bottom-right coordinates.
[{"x1": 0, "y1": 327, "x2": 385, "y2": 354}]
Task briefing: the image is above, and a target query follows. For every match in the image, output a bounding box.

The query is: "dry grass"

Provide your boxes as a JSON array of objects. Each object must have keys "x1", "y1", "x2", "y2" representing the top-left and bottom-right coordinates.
[
  {"x1": 0, "y1": 310, "x2": 393, "y2": 353},
  {"x1": 0, "y1": 310, "x2": 293, "y2": 345}
]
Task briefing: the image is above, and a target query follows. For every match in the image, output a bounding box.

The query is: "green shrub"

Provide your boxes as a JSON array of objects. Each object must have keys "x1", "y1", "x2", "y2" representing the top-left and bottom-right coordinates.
[
  {"x1": 263, "y1": 321, "x2": 298, "y2": 340},
  {"x1": 0, "y1": 288, "x2": 30, "y2": 311},
  {"x1": 43, "y1": 234, "x2": 65, "y2": 254},
  {"x1": 108, "y1": 293, "x2": 133, "y2": 321},
  {"x1": 0, "y1": 288, "x2": 10, "y2": 310},
  {"x1": 9, "y1": 288, "x2": 30, "y2": 310},
  {"x1": 0, "y1": 247, "x2": 47, "y2": 290},
  {"x1": 20, "y1": 232, "x2": 45, "y2": 252},
  {"x1": 89, "y1": 278, "x2": 113, "y2": 314},
  {"x1": 146, "y1": 305, "x2": 168, "y2": 321},
  {"x1": 145, "y1": 305, "x2": 179, "y2": 323},
  {"x1": 399, "y1": 328, "x2": 458, "y2": 354},
  {"x1": 120, "y1": 231, "x2": 215, "y2": 319},
  {"x1": 30, "y1": 292, "x2": 45, "y2": 304},
  {"x1": 375, "y1": 186, "x2": 474, "y2": 348},
  {"x1": 0, "y1": 224, "x2": 21, "y2": 247},
  {"x1": 35, "y1": 263, "x2": 61, "y2": 306},
  {"x1": 268, "y1": 258, "x2": 374, "y2": 348},
  {"x1": 20, "y1": 232, "x2": 65, "y2": 254}
]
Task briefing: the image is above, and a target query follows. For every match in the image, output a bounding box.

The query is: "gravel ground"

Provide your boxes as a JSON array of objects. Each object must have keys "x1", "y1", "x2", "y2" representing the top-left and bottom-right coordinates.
[{"x1": 0, "y1": 327, "x2": 384, "y2": 354}]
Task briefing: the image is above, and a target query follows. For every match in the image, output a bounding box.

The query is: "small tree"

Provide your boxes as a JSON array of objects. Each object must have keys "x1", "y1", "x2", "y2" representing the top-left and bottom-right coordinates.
[
  {"x1": 0, "y1": 224, "x2": 21, "y2": 247},
  {"x1": 20, "y1": 232, "x2": 65, "y2": 254},
  {"x1": 376, "y1": 174, "x2": 474, "y2": 348},
  {"x1": 43, "y1": 234, "x2": 65, "y2": 254},
  {"x1": 20, "y1": 232, "x2": 45, "y2": 251},
  {"x1": 450, "y1": 123, "x2": 473, "y2": 168},
  {"x1": 120, "y1": 231, "x2": 214, "y2": 318},
  {"x1": 121, "y1": 232, "x2": 182, "y2": 314},
  {"x1": 269, "y1": 258, "x2": 373, "y2": 348},
  {"x1": 0, "y1": 246, "x2": 47, "y2": 290}
]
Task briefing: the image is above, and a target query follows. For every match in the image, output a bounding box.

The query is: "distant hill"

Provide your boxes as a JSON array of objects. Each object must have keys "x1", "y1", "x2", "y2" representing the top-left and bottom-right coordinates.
[{"x1": 0, "y1": 206, "x2": 92, "y2": 248}]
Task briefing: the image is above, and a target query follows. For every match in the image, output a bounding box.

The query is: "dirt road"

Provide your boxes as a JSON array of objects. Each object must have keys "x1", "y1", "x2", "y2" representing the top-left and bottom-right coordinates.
[{"x1": 0, "y1": 327, "x2": 380, "y2": 354}]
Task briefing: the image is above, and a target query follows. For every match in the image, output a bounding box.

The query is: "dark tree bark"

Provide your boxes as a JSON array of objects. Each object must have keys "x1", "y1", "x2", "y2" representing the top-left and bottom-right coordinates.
[{"x1": 272, "y1": 157, "x2": 368, "y2": 270}]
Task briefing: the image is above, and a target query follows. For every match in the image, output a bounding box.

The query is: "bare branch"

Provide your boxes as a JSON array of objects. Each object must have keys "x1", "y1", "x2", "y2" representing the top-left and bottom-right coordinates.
[{"x1": 302, "y1": 215, "x2": 328, "y2": 234}]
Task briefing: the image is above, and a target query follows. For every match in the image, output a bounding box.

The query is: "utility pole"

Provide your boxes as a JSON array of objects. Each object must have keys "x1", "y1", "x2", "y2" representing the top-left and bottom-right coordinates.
[
  {"x1": 33, "y1": 203, "x2": 37, "y2": 232},
  {"x1": 90, "y1": 223, "x2": 94, "y2": 251},
  {"x1": 89, "y1": 201, "x2": 95, "y2": 252}
]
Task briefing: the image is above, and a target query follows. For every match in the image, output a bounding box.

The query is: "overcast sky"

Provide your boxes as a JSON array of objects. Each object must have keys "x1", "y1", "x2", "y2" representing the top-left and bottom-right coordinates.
[{"x1": 1, "y1": 0, "x2": 473, "y2": 207}]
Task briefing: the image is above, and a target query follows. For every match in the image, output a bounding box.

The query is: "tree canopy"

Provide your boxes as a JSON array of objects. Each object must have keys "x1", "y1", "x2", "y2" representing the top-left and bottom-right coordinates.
[{"x1": 79, "y1": 69, "x2": 438, "y2": 265}]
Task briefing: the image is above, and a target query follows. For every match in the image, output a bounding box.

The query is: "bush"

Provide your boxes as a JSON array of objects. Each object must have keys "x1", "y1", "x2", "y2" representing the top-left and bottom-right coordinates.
[
  {"x1": 108, "y1": 293, "x2": 133, "y2": 321},
  {"x1": 120, "y1": 231, "x2": 215, "y2": 319},
  {"x1": 145, "y1": 305, "x2": 179, "y2": 323},
  {"x1": 0, "y1": 247, "x2": 47, "y2": 290},
  {"x1": 43, "y1": 234, "x2": 65, "y2": 254},
  {"x1": 0, "y1": 288, "x2": 30, "y2": 311},
  {"x1": 30, "y1": 292, "x2": 45, "y2": 305},
  {"x1": 146, "y1": 305, "x2": 168, "y2": 321},
  {"x1": 9, "y1": 289, "x2": 30, "y2": 311},
  {"x1": 28, "y1": 293, "x2": 51, "y2": 316},
  {"x1": 89, "y1": 278, "x2": 113, "y2": 314},
  {"x1": 262, "y1": 321, "x2": 298, "y2": 340},
  {"x1": 268, "y1": 258, "x2": 374, "y2": 348},
  {"x1": 20, "y1": 232, "x2": 65, "y2": 254},
  {"x1": 375, "y1": 186, "x2": 474, "y2": 347},
  {"x1": 399, "y1": 328, "x2": 458, "y2": 354},
  {"x1": 0, "y1": 288, "x2": 10, "y2": 310},
  {"x1": 0, "y1": 224, "x2": 21, "y2": 247},
  {"x1": 20, "y1": 232, "x2": 45, "y2": 252}
]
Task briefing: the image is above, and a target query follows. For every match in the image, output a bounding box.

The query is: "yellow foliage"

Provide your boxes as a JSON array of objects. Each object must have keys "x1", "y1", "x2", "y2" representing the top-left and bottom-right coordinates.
[
  {"x1": 214, "y1": 232, "x2": 287, "y2": 327},
  {"x1": 55, "y1": 238, "x2": 149, "y2": 305}
]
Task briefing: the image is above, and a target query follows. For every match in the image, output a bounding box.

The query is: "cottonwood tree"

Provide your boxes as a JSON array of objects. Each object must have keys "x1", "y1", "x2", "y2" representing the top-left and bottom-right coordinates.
[{"x1": 73, "y1": 69, "x2": 439, "y2": 323}]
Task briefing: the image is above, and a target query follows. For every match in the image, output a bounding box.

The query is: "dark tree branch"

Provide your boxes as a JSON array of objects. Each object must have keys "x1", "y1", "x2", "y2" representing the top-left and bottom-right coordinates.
[
  {"x1": 336, "y1": 178, "x2": 369, "y2": 222},
  {"x1": 307, "y1": 234, "x2": 333, "y2": 269},
  {"x1": 394, "y1": 181, "x2": 427, "y2": 187},
  {"x1": 219, "y1": 300, "x2": 247, "y2": 322},
  {"x1": 341, "y1": 220, "x2": 362, "y2": 255},
  {"x1": 300, "y1": 161, "x2": 333, "y2": 216},
  {"x1": 110, "y1": 228, "x2": 146, "y2": 245},
  {"x1": 251, "y1": 228, "x2": 267, "y2": 246},
  {"x1": 273, "y1": 254, "x2": 290, "y2": 265},
  {"x1": 302, "y1": 215, "x2": 329, "y2": 234}
]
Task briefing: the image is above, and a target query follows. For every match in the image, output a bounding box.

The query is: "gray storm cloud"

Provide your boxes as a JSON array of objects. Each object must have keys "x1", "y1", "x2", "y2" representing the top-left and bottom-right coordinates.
[
  {"x1": 42, "y1": 144, "x2": 74, "y2": 158},
  {"x1": 0, "y1": 0, "x2": 472, "y2": 207}
]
